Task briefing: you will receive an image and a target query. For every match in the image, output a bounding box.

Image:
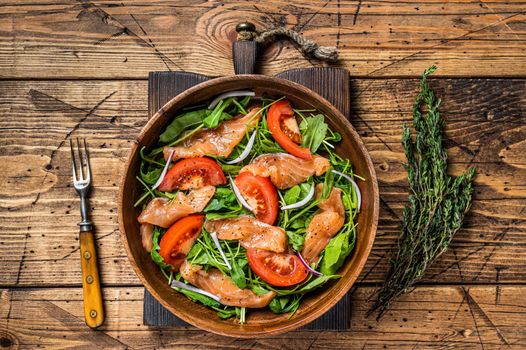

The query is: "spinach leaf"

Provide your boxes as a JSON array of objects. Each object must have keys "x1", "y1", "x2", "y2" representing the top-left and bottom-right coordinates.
[
  {"x1": 159, "y1": 109, "x2": 207, "y2": 144},
  {"x1": 300, "y1": 114, "x2": 328, "y2": 152},
  {"x1": 319, "y1": 227, "x2": 356, "y2": 275},
  {"x1": 151, "y1": 227, "x2": 173, "y2": 270},
  {"x1": 286, "y1": 230, "x2": 305, "y2": 252}
]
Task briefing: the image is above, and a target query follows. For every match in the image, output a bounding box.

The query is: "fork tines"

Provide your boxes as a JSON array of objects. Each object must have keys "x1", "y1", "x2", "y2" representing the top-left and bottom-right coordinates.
[{"x1": 70, "y1": 138, "x2": 91, "y2": 186}]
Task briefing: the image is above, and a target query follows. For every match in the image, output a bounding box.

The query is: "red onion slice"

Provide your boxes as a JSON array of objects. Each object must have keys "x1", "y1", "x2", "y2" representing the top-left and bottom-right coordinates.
[
  {"x1": 296, "y1": 252, "x2": 323, "y2": 276},
  {"x1": 281, "y1": 183, "x2": 315, "y2": 210},
  {"x1": 226, "y1": 130, "x2": 257, "y2": 165},
  {"x1": 151, "y1": 149, "x2": 174, "y2": 190},
  {"x1": 332, "y1": 170, "x2": 362, "y2": 212},
  {"x1": 208, "y1": 90, "x2": 255, "y2": 110},
  {"x1": 171, "y1": 279, "x2": 221, "y2": 302},
  {"x1": 229, "y1": 175, "x2": 253, "y2": 212},
  {"x1": 209, "y1": 231, "x2": 232, "y2": 270}
]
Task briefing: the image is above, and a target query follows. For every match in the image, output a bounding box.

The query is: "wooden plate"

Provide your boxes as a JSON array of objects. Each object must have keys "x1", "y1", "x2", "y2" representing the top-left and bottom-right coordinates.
[{"x1": 118, "y1": 74, "x2": 379, "y2": 337}]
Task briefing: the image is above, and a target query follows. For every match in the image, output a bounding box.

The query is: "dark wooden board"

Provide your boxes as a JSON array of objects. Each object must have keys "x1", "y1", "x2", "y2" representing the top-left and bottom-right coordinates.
[{"x1": 144, "y1": 68, "x2": 352, "y2": 330}]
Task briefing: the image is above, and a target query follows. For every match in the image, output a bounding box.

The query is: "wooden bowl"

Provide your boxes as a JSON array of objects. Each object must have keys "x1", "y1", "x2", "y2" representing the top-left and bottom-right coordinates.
[{"x1": 119, "y1": 75, "x2": 379, "y2": 337}]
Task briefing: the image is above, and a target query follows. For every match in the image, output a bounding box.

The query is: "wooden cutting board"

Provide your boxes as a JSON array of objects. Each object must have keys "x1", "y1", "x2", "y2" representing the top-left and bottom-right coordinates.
[{"x1": 144, "y1": 67, "x2": 352, "y2": 330}]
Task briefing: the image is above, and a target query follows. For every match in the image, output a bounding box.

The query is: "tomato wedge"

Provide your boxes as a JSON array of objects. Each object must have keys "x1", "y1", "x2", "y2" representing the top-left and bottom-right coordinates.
[
  {"x1": 159, "y1": 214, "x2": 204, "y2": 270},
  {"x1": 158, "y1": 157, "x2": 226, "y2": 192},
  {"x1": 247, "y1": 249, "x2": 308, "y2": 287},
  {"x1": 235, "y1": 172, "x2": 279, "y2": 225},
  {"x1": 267, "y1": 100, "x2": 312, "y2": 159}
]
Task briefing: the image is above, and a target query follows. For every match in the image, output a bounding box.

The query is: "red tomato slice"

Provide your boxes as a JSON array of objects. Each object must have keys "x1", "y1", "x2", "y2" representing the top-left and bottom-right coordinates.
[
  {"x1": 235, "y1": 172, "x2": 279, "y2": 225},
  {"x1": 267, "y1": 100, "x2": 312, "y2": 159},
  {"x1": 158, "y1": 157, "x2": 226, "y2": 192},
  {"x1": 247, "y1": 249, "x2": 309, "y2": 287},
  {"x1": 159, "y1": 214, "x2": 204, "y2": 270}
]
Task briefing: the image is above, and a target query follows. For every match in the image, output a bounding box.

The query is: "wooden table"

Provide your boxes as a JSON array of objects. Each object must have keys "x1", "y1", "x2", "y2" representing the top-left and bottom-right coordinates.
[{"x1": 1, "y1": 1, "x2": 525, "y2": 348}]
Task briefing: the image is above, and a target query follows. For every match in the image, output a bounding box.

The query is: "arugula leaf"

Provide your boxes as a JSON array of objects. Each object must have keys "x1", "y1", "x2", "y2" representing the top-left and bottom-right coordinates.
[
  {"x1": 151, "y1": 227, "x2": 173, "y2": 270},
  {"x1": 230, "y1": 258, "x2": 247, "y2": 289},
  {"x1": 284, "y1": 183, "x2": 313, "y2": 205},
  {"x1": 319, "y1": 226, "x2": 356, "y2": 275},
  {"x1": 140, "y1": 164, "x2": 162, "y2": 185},
  {"x1": 269, "y1": 295, "x2": 302, "y2": 315},
  {"x1": 251, "y1": 285, "x2": 270, "y2": 296},
  {"x1": 204, "y1": 187, "x2": 240, "y2": 212},
  {"x1": 286, "y1": 230, "x2": 305, "y2": 252},
  {"x1": 220, "y1": 164, "x2": 242, "y2": 175},
  {"x1": 205, "y1": 210, "x2": 247, "y2": 221},
  {"x1": 203, "y1": 98, "x2": 234, "y2": 128},
  {"x1": 217, "y1": 308, "x2": 238, "y2": 319},
  {"x1": 284, "y1": 185, "x2": 301, "y2": 205},
  {"x1": 272, "y1": 274, "x2": 340, "y2": 296},
  {"x1": 176, "y1": 287, "x2": 221, "y2": 308},
  {"x1": 159, "y1": 109, "x2": 208, "y2": 144},
  {"x1": 300, "y1": 114, "x2": 328, "y2": 152},
  {"x1": 320, "y1": 167, "x2": 334, "y2": 200}
]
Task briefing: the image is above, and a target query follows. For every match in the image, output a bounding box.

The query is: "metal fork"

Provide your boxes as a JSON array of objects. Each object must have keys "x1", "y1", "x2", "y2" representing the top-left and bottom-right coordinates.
[{"x1": 70, "y1": 138, "x2": 105, "y2": 328}]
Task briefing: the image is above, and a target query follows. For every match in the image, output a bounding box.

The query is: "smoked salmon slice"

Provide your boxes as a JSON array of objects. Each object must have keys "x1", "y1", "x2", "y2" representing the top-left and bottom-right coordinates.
[
  {"x1": 163, "y1": 106, "x2": 261, "y2": 161},
  {"x1": 302, "y1": 183, "x2": 345, "y2": 262},
  {"x1": 204, "y1": 216, "x2": 287, "y2": 253},
  {"x1": 140, "y1": 223, "x2": 154, "y2": 252},
  {"x1": 240, "y1": 153, "x2": 330, "y2": 189},
  {"x1": 180, "y1": 260, "x2": 276, "y2": 308},
  {"x1": 138, "y1": 186, "x2": 215, "y2": 228}
]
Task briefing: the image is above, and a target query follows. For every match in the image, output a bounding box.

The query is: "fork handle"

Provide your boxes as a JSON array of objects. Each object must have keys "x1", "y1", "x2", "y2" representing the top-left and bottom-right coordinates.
[{"x1": 79, "y1": 230, "x2": 105, "y2": 328}]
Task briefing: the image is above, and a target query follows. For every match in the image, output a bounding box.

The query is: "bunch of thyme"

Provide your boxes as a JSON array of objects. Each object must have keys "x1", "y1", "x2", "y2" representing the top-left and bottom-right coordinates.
[{"x1": 370, "y1": 66, "x2": 476, "y2": 318}]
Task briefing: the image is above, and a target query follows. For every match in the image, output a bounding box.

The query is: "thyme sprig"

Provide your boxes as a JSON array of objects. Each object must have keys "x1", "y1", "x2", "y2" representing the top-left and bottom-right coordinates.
[{"x1": 370, "y1": 66, "x2": 476, "y2": 318}]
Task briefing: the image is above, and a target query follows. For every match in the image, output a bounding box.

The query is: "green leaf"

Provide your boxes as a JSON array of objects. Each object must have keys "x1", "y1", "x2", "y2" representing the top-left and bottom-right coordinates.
[
  {"x1": 300, "y1": 114, "x2": 328, "y2": 152},
  {"x1": 319, "y1": 227, "x2": 356, "y2": 275},
  {"x1": 273, "y1": 274, "x2": 340, "y2": 296},
  {"x1": 220, "y1": 164, "x2": 242, "y2": 175},
  {"x1": 283, "y1": 185, "x2": 301, "y2": 205},
  {"x1": 159, "y1": 108, "x2": 208, "y2": 144},
  {"x1": 203, "y1": 98, "x2": 234, "y2": 129},
  {"x1": 140, "y1": 165, "x2": 162, "y2": 186},
  {"x1": 176, "y1": 288, "x2": 221, "y2": 308},
  {"x1": 286, "y1": 230, "x2": 305, "y2": 252},
  {"x1": 251, "y1": 285, "x2": 270, "y2": 296},
  {"x1": 204, "y1": 187, "x2": 240, "y2": 212},
  {"x1": 230, "y1": 258, "x2": 247, "y2": 289},
  {"x1": 151, "y1": 227, "x2": 173, "y2": 270},
  {"x1": 269, "y1": 295, "x2": 303, "y2": 314},
  {"x1": 320, "y1": 167, "x2": 334, "y2": 200}
]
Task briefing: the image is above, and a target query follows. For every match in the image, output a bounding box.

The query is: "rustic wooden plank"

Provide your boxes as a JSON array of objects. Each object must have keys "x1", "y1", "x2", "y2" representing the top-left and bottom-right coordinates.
[
  {"x1": 0, "y1": 78, "x2": 524, "y2": 287},
  {"x1": 0, "y1": 1, "x2": 525, "y2": 79},
  {"x1": 1, "y1": 285, "x2": 525, "y2": 348}
]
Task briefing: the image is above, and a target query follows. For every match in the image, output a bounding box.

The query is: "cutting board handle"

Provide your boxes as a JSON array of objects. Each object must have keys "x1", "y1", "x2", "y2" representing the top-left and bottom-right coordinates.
[{"x1": 232, "y1": 22, "x2": 258, "y2": 75}]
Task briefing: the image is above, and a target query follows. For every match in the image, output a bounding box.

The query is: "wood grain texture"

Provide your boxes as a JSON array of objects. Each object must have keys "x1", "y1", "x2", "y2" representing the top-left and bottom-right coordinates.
[
  {"x1": 0, "y1": 1, "x2": 525, "y2": 79},
  {"x1": 1, "y1": 78, "x2": 524, "y2": 288},
  {"x1": 1, "y1": 285, "x2": 526, "y2": 348},
  {"x1": 79, "y1": 230, "x2": 105, "y2": 328}
]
